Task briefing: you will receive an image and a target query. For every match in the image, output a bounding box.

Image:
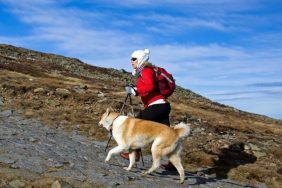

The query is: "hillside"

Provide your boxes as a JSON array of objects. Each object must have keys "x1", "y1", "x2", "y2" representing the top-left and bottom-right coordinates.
[{"x1": 0, "y1": 44, "x2": 282, "y2": 187}]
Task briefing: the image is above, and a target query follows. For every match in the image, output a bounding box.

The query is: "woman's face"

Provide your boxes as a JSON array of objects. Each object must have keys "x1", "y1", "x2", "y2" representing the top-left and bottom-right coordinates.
[{"x1": 131, "y1": 57, "x2": 138, "y2": 69}]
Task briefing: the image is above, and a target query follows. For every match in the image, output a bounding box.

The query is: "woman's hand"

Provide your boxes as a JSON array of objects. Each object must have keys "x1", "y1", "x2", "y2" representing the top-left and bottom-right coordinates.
[{"x1": 125, "y1": 85, "x2": 138, "y2": 96}]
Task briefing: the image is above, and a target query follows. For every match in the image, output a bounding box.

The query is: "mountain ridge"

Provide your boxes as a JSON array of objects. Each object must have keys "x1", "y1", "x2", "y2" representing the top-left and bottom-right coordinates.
[
  {"x1": 0, "y1": 43, "x2": 279, "y2": 121},
  {"x1": 1, "y1": 44, "x2": 282, "y2": 187}
]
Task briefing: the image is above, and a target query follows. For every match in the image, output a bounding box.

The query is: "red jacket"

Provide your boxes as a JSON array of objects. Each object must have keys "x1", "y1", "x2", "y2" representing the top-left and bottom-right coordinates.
[{"x1": 137, "y1": 67, "x2": 164, "y2": 107}]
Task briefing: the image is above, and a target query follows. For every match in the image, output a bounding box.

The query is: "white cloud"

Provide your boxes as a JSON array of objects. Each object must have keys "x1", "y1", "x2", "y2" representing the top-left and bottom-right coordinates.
[
  {"x1": 84, "y1": 0, "x2": 259, "y2": 10},
  {"x1": 225, "y1": 97, "x2": 282, "y2": 118},
  {"x1": 136, "y1": 14, "x2": 230, "y2": 33},
  {"x1": 1, "y1": 0, "x2": 282, "y2": 119}
]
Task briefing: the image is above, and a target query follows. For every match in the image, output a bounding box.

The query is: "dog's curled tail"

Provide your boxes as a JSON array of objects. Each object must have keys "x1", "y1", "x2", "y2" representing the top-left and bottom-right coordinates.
[{"x1": 174, "y1": 122, "x2": 191, "y2": 139}]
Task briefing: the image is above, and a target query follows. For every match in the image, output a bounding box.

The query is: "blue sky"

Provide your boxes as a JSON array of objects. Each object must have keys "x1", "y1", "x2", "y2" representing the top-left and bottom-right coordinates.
[{"x1": 0, "y1": 0, "x2": 282, "y2": 119}]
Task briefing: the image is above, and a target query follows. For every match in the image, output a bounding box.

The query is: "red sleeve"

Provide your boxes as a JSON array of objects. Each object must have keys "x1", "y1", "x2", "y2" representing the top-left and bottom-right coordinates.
[{"x1": 137, "y1": 68, "x2": 155, "y2": 97}]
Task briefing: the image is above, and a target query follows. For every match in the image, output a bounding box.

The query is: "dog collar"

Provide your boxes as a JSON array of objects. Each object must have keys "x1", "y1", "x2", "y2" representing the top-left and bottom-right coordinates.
[{"x1": 109, "y1": 113, "x2": 120, "y2": 131}]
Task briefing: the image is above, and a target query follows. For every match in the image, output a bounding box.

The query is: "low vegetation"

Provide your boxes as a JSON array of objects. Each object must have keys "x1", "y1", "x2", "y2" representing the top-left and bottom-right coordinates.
[{"x1": 1, "y1": 44, "x2": 282, "y2": 187}]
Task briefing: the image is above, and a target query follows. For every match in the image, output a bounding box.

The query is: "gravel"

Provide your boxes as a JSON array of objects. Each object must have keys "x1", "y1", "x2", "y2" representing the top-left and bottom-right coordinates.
[{"x1": 0, "y1": 109, "x2": 257, "y2": 188}]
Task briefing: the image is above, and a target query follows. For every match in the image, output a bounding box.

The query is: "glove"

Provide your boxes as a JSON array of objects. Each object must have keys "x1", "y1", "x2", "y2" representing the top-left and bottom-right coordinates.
[{"x1": 125, "y1": 85, "x2": 138, "y2": 96}]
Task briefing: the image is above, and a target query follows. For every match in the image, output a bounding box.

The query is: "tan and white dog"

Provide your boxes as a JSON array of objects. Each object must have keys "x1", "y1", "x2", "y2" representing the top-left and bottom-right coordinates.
[{"x1": 98, "y1": 108, "x2": 191, "y2": 184}]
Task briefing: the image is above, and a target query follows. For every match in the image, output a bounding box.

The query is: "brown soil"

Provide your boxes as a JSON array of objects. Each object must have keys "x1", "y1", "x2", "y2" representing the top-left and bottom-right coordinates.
[{"x1": 1, "y1": 44, "x2": 282, "y2": 187}]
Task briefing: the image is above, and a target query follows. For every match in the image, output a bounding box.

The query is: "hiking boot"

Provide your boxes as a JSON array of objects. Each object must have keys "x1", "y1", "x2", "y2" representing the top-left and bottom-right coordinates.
[
  {"x1": 161, "y1": 162, "x2": 177, "y2": 171},
  {"x1": 120, "y1": 152, "x2": 129, "y2": 160},
  {"x1": 120, "y1": 152, "x2": 140, "y2": 161}
]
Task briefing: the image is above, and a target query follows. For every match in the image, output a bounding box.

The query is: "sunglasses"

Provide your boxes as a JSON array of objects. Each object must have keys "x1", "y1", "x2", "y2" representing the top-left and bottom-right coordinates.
[{"x1": 131, "y1": 58, "x2": 137, "y2": 61}]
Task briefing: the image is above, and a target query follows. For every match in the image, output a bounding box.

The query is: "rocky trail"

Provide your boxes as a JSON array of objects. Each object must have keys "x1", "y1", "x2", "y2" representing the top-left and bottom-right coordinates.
[{"x1": 0, "y1": 109, "x2": 263, "y2": 188}]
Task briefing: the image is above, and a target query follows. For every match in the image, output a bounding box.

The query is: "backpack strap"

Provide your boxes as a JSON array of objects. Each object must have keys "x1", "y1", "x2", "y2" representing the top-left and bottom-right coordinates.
[{"x1": 139, "y1": 66, "x2": 159, "y2": 92}]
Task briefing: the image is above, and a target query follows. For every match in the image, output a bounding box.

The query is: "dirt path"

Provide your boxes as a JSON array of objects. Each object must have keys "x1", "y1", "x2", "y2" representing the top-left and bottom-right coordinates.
[{"x1": 0, "y1": 109, "x2": 259, "y2": 188}]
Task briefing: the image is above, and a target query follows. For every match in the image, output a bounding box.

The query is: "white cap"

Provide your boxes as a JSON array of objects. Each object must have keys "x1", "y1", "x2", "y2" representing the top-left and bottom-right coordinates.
[{"x1": 131, "y1": 49, "x2": 150, "y2": 67}]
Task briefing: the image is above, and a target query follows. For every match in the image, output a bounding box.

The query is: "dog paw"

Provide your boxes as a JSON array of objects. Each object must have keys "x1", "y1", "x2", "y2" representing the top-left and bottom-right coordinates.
[
  {"x1": 179, "y1": 179, "x2": 184, "y2": 184},
  {"x1": 123, "y1": 167, "x2": 131, "y2": 171},
  {"x1": 141, "y1": 171, "x2": 147, "y2": 176}
]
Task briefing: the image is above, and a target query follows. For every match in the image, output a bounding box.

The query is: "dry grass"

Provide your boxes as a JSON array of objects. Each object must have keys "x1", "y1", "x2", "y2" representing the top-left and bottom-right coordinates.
[{"x1": 1, "y1": 69, "x2": 282, "y2": 187}]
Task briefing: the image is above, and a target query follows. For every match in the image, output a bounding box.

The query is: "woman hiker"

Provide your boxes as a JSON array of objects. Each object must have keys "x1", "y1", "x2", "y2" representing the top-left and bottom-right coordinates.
[{"x1": 121, "y1": 48, "x2": 175, "y2": 171}]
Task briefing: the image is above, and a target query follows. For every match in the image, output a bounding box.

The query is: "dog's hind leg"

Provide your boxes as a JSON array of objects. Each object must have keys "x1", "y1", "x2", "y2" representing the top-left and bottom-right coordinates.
[
  {"x1": 123, "y1": 151, "x2": 136, "y2": 171},
  {"x1": 105, "y1": 146, "x2": 124, "y2": 162},
  {"x1": 168, "y1": 152, "x2": 185, "y2": 184},
  {"x1": 142, "y1": 147, "x2": 161, "y2": 175}
]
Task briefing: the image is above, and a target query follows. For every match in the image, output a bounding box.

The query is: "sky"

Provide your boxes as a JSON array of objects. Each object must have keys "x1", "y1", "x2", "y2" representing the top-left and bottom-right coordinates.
[{"x1": 0, "y1": 0, "x2": 282, "y2": 120}]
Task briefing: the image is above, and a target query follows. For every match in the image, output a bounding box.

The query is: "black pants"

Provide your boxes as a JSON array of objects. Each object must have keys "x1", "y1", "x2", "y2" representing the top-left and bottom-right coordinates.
[
  {"x1": 135, "y1": 103, "x2": 171, "y2": 154},
  {"x1": 138, "y1": 103, "x2": 171, "y2": 126}
]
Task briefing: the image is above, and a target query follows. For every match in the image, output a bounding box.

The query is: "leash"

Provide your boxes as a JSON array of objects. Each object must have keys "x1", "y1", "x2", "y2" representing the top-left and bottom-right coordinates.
[
  {"x1": 120, "y1": 93, "x2": 135, "y2": 116},
  {"x1": 104, "y1": 131, "x2": 112, "y2": 152},
  {"x1": 104, "y1": 93, "x2": 145, "y2": 166},
  {"x1": 105, "y1": 93, "x2": 133, "y2": 152},
  {"x1": 104, "y1": 113, "x2": 119, "y2": 152}
]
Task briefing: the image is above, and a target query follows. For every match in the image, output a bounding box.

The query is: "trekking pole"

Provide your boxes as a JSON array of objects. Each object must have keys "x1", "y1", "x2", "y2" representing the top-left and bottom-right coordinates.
[
  {"x1": 128, "y1": 93, "x2": 135, "y2": 117},
  {"x1": 120, "y1": 93, "x2": 130, "y2": 114},
  {"x1": 140, "y1": 148, "x2": 145, "y2": 167},
  {"x1": 105, "y1": 93, "x2": 130, "y2": 152},
  {"x1": 128, "y1": 94, "x2": 144, "y2": 166},
  {"x1": 104, "y1": 93, "x2": 144, "y2": 167}
]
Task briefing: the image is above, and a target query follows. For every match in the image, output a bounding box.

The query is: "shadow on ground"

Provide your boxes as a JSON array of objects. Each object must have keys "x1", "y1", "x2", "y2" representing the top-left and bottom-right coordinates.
[
  {"x1": 206, "y1": 142, "x2": 257, "y2": 179},
  {"x1": 153, "y1": 168, "x2": 254, "y2": 187}
]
